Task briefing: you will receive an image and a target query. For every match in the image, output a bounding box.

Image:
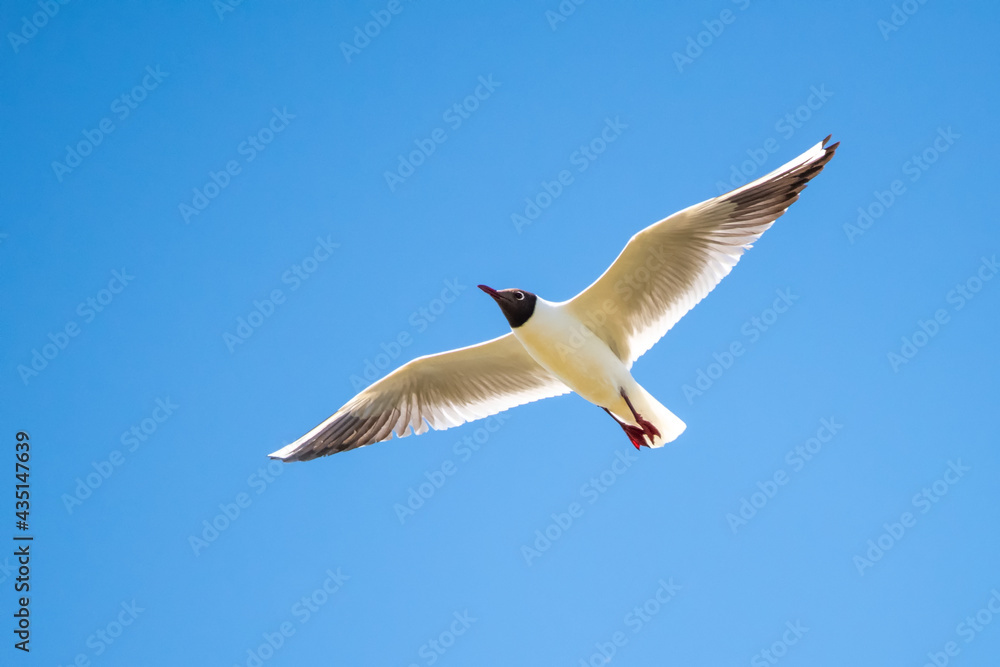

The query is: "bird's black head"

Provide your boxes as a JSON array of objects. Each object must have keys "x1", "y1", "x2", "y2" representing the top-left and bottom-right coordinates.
[{"x1": 478, "y1": 285, "x2": 537, "y2": 328}]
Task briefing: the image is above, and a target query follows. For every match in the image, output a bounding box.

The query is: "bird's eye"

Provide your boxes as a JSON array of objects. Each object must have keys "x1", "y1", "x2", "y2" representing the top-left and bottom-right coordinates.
[{"x1": 514, "y1": 291, "x2": 524, "y2": 300}]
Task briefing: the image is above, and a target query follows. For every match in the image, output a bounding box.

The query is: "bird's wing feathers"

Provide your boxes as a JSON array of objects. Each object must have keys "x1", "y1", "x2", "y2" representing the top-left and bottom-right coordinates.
[
  {"x1": 269, "y1": 333, "x2": 570, "y2": 461},
  {"x1": 566, "y1": 136, "x2": 838, "y2": 365}
]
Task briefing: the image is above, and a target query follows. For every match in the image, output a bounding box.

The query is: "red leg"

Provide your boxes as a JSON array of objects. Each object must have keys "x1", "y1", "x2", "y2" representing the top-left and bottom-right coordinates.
[
  {"x1": 619, "y1": 388, "x2": 661, "y2": 443},
  {"x1": 603, "y1": 407, "x2": 649, "y2": 450}
]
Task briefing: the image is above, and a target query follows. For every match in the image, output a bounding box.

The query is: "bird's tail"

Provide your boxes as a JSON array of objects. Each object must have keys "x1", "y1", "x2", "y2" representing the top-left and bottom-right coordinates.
[{"x1": 633, "y1": 385, "x2": 686, "y2": 448}]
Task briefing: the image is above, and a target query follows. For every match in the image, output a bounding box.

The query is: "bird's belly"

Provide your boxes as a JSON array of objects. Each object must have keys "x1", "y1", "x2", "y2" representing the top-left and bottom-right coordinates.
[{"x1": 514, "y1": 317, "x2": 628, "y2": 407}]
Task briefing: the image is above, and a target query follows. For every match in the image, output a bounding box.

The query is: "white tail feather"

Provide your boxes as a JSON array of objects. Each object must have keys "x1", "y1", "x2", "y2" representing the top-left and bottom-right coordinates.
[{"x1": 632, "y1": 384, "x2": 686, "y2": 448}]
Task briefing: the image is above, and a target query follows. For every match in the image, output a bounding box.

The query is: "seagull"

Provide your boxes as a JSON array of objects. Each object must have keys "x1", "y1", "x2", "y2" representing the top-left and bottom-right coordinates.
[{"x1": 271, "y1": 136, "x2": 838, "y2": 462}]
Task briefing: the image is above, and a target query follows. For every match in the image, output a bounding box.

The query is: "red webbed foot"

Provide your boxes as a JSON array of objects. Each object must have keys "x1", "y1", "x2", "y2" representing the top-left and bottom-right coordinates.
[{"x1": 604, "y1": 407, "x2": 651, "y2": 450}]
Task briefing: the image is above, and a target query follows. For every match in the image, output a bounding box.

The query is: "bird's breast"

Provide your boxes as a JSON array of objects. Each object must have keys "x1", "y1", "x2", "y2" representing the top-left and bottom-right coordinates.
[{"x1": 513, "y1": 303, "x2": 629, "y2": 406}]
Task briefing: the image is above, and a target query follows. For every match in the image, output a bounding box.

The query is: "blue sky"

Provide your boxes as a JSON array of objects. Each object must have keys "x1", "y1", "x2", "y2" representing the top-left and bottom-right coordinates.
[{"x1": 2, "y1": 1, "x2": 999, "y2": 665}]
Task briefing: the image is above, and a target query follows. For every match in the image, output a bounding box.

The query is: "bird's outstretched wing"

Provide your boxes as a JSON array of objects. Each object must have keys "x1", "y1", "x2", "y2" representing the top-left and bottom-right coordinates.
[
  {"x1": 270, "y1": 333, "x2": 570, "y2": 461},
  {"x1": 565, "y1": 136, "x2": 838, "y2": 366}
]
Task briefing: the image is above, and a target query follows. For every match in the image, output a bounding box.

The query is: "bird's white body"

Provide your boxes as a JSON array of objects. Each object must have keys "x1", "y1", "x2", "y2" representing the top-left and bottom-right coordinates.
[
  {"x1": 513, "y1": 298, "x2": 686, "y2": 447},
  {"x1": 270, "y1": 136, "x2": 837, "y2": 461}
]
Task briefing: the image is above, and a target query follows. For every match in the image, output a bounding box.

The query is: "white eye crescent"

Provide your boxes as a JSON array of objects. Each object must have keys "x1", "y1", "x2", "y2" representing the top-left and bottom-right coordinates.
[{"x1": 514, "y1": 291, "x2": 524, "y2": 300}]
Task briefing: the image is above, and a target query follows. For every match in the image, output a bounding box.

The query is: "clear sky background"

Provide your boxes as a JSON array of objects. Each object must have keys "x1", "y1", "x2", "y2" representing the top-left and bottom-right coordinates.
[{"x1": 2, "y1": 1, "x2": 999, "y2": 665}]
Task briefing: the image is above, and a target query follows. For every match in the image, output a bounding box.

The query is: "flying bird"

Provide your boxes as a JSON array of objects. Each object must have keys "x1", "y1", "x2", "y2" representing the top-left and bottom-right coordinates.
[{"x1": 270, "y1": 136, "x2": 838, "y2": 461}]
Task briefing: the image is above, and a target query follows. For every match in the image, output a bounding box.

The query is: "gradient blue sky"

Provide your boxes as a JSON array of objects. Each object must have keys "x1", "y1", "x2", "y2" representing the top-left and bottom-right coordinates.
[{"x1": 2, "y1": 1, "x2": 999, "y2": 665}]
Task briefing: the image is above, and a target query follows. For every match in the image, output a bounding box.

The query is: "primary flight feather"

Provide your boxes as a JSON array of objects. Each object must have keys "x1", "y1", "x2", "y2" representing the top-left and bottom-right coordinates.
[{"x1": 271, "y1": 136, "x2": 838, "y2": 461}]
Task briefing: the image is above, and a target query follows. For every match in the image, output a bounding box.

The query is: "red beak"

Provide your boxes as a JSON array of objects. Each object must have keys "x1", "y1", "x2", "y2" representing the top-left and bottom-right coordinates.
[{"x1": 478, "y1": 284, "x2": 501, "y2": 298}]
